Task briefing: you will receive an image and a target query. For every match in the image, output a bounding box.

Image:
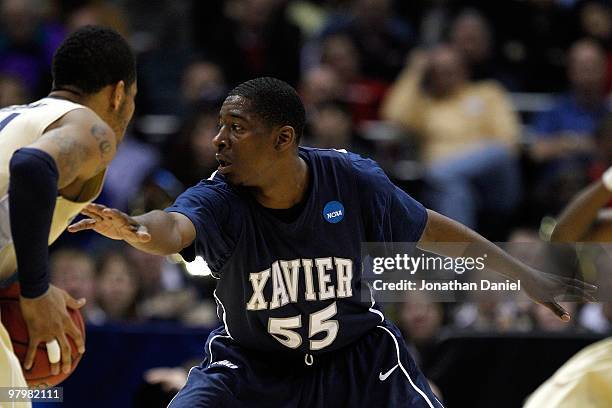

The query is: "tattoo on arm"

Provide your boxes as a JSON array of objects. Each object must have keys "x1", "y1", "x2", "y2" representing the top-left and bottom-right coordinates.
[
  {"x1": 90, "y1": 124, "x2": 114, "y2": 173},
  {"x1": 54, "y1": 131, "x2": 90, "y2": 186}
]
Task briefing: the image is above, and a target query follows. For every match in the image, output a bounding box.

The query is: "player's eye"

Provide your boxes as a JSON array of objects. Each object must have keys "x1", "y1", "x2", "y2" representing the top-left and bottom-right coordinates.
[{"x1": 231, "y1": 124, "x2": 243, "y2": 132}]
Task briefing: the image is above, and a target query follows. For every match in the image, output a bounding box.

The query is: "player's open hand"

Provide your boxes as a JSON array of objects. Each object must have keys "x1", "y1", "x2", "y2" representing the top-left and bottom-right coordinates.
[
  {"x1": 19, "y1": 284, "x2": 85, "y2": 375},
  {"x1": 67, "y1": 203, "x2": 151, "y2": 243},
  {"x1": 520, "y1": 268, "x2": 598, "y2": 321}
]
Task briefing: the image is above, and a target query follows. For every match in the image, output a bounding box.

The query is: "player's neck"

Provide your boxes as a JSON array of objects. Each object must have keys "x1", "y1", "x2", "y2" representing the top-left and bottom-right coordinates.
[
  {"x1": 253, "y1": 156, "x2": 309, "y2": 209},
  {"x1": 48, "y1": 89, "x2": 87, "y2": 105}
]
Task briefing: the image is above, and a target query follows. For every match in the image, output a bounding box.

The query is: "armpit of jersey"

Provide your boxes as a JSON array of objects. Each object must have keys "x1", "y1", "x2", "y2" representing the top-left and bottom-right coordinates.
[{"x1": 165, "y1": 177, "x2": 243, "y2": 273}]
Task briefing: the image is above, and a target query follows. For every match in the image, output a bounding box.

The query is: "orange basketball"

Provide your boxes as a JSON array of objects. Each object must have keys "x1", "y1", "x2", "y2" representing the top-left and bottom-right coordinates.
[{"x1": 0, "y1": 283, "x2": 85, "y2": 387}]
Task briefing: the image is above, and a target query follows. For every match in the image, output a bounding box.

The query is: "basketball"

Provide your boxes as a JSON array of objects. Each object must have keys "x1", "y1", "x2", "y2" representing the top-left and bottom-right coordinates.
[{"x1": 0, "y1": 283, "x2": 85, "y2": 387}]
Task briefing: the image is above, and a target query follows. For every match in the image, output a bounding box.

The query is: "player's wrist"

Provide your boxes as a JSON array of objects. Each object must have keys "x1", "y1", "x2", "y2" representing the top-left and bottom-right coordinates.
[
  {"x1": 603, "y1": 167, "x2": 612, "y2": 192},
  {"x1": 19, "y1": 282, "x2": 51, "y2": 300}
]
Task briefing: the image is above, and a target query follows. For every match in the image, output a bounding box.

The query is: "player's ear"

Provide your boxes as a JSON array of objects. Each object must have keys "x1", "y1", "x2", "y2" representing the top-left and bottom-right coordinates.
[
  {"x1": 110, "y1": 80, "x2": 126, "y2": 111},
  {"x1": 275, "y1": 126, "x2": 296, "y2": 152}
]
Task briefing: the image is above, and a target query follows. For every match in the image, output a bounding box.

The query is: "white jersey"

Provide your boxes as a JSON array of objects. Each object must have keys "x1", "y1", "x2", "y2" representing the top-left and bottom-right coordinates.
[{"x1": 0, "y1": 97, "x2": 106, "y2": 282}]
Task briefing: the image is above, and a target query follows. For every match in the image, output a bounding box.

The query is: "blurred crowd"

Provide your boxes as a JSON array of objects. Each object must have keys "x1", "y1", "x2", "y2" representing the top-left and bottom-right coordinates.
[{"x1": 2, "y1": 0, "x2": 611, "y2": 361}]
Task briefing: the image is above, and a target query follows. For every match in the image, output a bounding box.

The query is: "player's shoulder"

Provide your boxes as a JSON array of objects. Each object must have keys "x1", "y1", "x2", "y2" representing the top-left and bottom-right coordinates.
[
  {"x1": 178, "y1": 172, "x2": 244, "y2": 207},
  {"x1": 301, "y1": 146, "x2": 388, "y2": 187},
  {"x1": 53, "y1": 102, "x2": 111, "y2": 134},
  {"x1": 300, "y1": 146, "x2": 378, "y2": 170}
]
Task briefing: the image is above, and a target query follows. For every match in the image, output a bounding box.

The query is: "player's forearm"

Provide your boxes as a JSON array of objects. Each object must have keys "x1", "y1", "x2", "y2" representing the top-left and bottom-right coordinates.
[
  {"x1": 551, "y1": 178, "x2": 612, "y2": 242},
  {"x1": 8, "y1": 149, "x2": 58, "y2": 298},
  {"x1": 129, "y1": 210, "x2": 186, "y2": 255},
  {"x1": 418, "y1": 210, "x2": 534, "y2": 281}
]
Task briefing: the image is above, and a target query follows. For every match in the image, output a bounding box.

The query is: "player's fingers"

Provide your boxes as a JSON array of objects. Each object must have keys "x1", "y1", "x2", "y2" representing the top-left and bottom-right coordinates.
[
  {"x1": 58, "y1": 333, "x2": 72, "y2": 374},
  {"x1": 557, "y1": 276, "x2": 598, "y2": 291},
  {"x1": 137, "y1": 231, "x2": 152, "y2": 242},
  {"x1": 67, "y1": 219, "x2": 96, "y2": 232},
  {"x1": 134, "y1": 225, "x2": 151, "y2": 242},
  {"x1": 560, "y1": 286, "x2": 597, "y2": 302},
  {"x1": 64, "y1": 292, "x2": 86, "y2": 310},
  {"x1": 86, "y1": 203, "x2": 108, "y2": 214},
  {"x1": 543, "y1": 301, "x2": 570, "y2": 322},
  {"x1": 64, "y1": 317, "x2": 85, "y2": 354},
  {"x1": 45, "y1": 339, "x2": 61, "y2": 364},
  {"x1": 120, "y1": 224, "x2": 150, "y2": 243},
  {"x1": 81, "y1": 209, "x2": 104, "y2": 222},
  {"x1": 23, "y1": 337, "x2": 39, "y2": 370},
  {"x1": 558, "y1": 286, "x2": 597, "y2": 302},
  {"x1": 558, "y1": 294, "x2": 596, "y2": 303},
  {"x1": 108, "y1": 209, "x2": 138, "y2": 229}
]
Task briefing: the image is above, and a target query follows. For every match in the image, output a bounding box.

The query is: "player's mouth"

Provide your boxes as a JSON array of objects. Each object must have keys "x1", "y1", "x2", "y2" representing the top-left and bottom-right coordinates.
[{"x1": 216, "y1": 154, "x2": 233, "y2": 173}]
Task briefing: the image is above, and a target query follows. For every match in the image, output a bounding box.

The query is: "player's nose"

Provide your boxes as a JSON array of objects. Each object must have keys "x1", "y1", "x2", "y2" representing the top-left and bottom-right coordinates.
[{"x1": 212, "y1": 129, "x2": 227, "y2": 150}]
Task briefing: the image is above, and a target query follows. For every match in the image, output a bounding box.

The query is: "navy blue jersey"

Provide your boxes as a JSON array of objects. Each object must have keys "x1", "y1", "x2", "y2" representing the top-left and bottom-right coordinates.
[{"x1": 165, "y1": 147, "x2": 427, "y2": 355}]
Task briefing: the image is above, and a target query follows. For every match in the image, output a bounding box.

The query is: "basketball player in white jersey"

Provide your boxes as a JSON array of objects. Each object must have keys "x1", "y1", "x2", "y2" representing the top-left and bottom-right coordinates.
[
  {"x1": 550, "y1": 166, "x2": 612, "y2": 242},
  {"x1": 525, "y1": 169, "x2": 612, "y2": 407},
  {"x1": 0, "y1": 25, "x2": 136, "y2": 398}
]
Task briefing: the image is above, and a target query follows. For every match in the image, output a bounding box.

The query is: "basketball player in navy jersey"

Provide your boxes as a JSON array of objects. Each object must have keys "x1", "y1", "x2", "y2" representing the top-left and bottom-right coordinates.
[{"x1": 70, "y1": 78, "x2": 596, "y2": 407}]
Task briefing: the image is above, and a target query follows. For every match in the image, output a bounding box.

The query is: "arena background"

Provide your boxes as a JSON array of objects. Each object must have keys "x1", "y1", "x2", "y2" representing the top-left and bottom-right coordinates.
[{"x1": 1, "y1": 0, "x2": 610, "y2": 406}]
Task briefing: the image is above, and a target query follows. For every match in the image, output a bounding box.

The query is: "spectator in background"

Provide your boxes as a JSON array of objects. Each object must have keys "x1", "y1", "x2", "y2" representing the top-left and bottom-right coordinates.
[
  {"x1": 320, "y1": 33, "x2": 389, "y2": 126},
  {"x1": 0, "y1": 74, "x2": 28, "y2": 107},
  {"x1": 396, "y1": 292, "x2": 446, "y2": 372},
  {"x1": 128, "y1": 168, "x2": 184, "y2": 215},
  {"x1": 319, "y1": 0, "x2": 414, "y2": 81},
  {"x1": 50, "y1": 248, "x2": 105, "y2": 325},
  {"x1": 165, "y1": 104, "x2": 220, "y2": 187},
  {"x1": 303, "y1": 100, "x2": 370, "y2": 153},
  {"x1": 96, "y1": 250, "x2": 142, "y2": 322},
  {"x1": 575, "y1": 0, "x2": 612, "y2": 91},
  {"x1": 449, "y1": 9, "x2": 519, "y2": 91},
  {"x1": 381, "y1": 45, "x2": 521, "y2": 235},
  {"x1": 63, "y1": 0, "x2": 130, "y2": 37},
  {"x1": 124, "y1": 245, "x2": 210, "y2": 323},
  {"x1": 192, "y1": 0, "x2": 302, "y2": 85},
  {"x1": 479, "y1": 0, "x2": 577, "y2": 92},
  {"x1": 299, "y1": 64, "x2": 343, "y2": 116},
  {"x1": 588, "y1": 112, "x2": 612, "y2": 182},
  {"x1": 529, "y1": 39, "x2": 609, "y2": 215},
  {"x1": 102, "y1": 135, "x2": 160, "y2": 211},
  {"x1": 181, "y1": 60, "x2": 227, "y2": 109},
  {"x1": 0, "y1": 0, "x2": 64, "y2": 99}
]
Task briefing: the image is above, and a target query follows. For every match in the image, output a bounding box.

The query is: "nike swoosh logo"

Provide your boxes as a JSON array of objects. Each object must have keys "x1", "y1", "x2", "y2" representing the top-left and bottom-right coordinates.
[{"x1": 379, "y1": 364, "x2": 399, "y2": 381}]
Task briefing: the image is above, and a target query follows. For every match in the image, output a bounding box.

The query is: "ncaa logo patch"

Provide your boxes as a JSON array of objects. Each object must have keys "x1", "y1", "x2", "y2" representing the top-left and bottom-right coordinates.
[{"x1": 323, "y1": 201, "x2": 344, "y2": 224}]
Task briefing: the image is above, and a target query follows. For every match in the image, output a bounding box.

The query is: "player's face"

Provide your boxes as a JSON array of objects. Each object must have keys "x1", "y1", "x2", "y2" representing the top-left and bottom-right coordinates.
[{"x1": 213, "y1": 95, "x2": 278, "y2": 186}]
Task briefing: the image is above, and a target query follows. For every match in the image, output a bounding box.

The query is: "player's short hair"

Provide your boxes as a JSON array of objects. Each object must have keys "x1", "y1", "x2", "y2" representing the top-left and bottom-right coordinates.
[
  {"x1": 52, "y1": 26, "x2": 136, "y2": 94},
  {"x1": 227, "y1": 77, "x2": 305, "y2": 144}
]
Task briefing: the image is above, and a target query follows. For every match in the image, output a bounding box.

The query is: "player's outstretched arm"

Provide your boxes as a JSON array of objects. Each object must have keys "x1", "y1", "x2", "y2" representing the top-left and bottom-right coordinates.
[
  {"x1": 550, "y1": 167, "x2": 612, "y2": 242},
  {"x1": 68, "y1": 203, "x2": 196, "y2": 256},
  {"x1": 418, "y1": 210, "x2": 598, "y2": 321}
]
